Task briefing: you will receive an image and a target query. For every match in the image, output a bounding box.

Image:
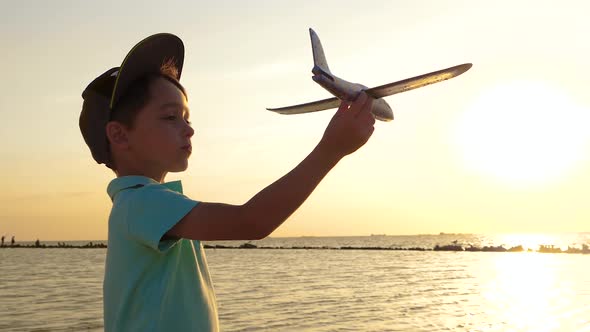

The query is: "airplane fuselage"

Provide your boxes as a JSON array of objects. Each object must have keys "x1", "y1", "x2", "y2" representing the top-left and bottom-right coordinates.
[{"x1": 311, "y1": 65, "x2": 394, "y2": 121}]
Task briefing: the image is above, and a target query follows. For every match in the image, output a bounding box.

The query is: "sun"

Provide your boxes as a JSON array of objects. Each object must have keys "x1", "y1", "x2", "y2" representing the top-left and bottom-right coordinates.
[{"x1": 454, "y1": 81, "x2": 590, "y2": 187}]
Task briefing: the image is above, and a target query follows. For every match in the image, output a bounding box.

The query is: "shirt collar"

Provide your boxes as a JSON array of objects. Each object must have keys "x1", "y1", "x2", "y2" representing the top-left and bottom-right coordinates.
[{"x1": 107, "y1": 176, "x2": 184, "y2": 200}]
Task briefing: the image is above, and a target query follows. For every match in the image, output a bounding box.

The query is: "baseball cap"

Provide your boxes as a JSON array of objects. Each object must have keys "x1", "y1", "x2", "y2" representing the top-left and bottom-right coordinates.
[{"x1": 79, "y1": 33, "x2": 185, "y2": 167}]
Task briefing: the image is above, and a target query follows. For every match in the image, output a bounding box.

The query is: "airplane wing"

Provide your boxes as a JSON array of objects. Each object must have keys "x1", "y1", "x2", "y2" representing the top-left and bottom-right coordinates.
[
  {"x1": 266, "y1": 96, "x2": 340, "y2": 114},
  {"x1": 364, "y1": 63, "x2": 472, "y2": 99},
  {"x1": 267, "y1": 63, "x2": 472, "y2": 115}
]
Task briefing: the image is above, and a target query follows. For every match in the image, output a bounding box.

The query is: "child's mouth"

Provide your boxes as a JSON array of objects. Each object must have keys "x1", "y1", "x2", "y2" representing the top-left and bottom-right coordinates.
[{"x1": 181, "y1": 145, "x2": 192, "y2": 154}]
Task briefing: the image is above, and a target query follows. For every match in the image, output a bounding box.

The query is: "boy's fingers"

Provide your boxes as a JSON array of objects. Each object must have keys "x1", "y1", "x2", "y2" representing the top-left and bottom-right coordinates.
[
  {"x1": 362, "y1": 112, "x2": 376, "y2": 125},
  {"x1": 354, "y1": 93, "x2": 373, "y2": 119},
  {"x1": 336, "y1": 101, "x2": 351, "y2": 114},
  {"x1": 337, "y1": 92, "x2": 375, "y2": 122},
  {"x1": 347, "y1": 92, "x2": 368, "y2": 116}
]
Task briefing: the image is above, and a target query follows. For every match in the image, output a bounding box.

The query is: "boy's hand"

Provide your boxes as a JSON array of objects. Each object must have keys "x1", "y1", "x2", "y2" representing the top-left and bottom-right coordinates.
[{"x1": 318, "y1": 92, "x2": 375, "y2": 159}]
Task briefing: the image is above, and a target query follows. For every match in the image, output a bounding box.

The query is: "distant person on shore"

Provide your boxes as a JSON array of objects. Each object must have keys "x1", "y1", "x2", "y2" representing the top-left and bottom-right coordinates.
[
  {"x1": 10, "y1": 236, "x2": 14, "y2": 246},
  {"x1": 1, "y1": 236, "x2": 4, "y2": 247},
  {"x1": 79, "y1": 33, "x2": 375, "y2": 332}
]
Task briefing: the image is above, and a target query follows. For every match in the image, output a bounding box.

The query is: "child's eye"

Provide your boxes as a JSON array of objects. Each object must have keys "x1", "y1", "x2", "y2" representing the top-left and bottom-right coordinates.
[{"x1": 164, "y1": 115, "x2": 176, "y2": 120}]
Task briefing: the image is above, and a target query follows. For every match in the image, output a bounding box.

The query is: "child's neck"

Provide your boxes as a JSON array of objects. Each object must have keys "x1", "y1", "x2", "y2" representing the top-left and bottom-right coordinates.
[{"x1": 116, "y1": 165, "x2": 167, "y2": 183}]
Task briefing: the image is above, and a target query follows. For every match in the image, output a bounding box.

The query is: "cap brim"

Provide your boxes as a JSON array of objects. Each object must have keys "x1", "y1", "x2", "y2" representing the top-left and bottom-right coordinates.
[{"x1": 110, "y1": 33, "x2": 184, "y2": 108}]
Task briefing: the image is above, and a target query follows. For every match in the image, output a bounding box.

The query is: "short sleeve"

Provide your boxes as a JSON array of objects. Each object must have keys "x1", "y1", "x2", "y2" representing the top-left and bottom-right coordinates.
[{"x1": 126, "y1": 185, "x2": 199, "y2": 252}]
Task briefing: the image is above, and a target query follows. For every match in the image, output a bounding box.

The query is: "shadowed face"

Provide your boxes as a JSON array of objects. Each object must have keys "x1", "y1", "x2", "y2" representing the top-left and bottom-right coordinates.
[{"x1": 126, "y1": 77, "x2": 194, "y2": 177}]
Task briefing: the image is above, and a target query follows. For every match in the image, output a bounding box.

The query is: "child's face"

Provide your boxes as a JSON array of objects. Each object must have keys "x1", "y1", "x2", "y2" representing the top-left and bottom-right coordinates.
[{"x1": 126, "y1": 77, "x2": 194, "y2": 178}]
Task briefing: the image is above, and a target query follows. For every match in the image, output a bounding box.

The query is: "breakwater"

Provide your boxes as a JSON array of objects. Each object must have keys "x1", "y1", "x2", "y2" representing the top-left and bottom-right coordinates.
[
  {"x1": 0, "y1": 242, "x2": 106, "y2": 249},
  {"x1": 2, "y1": 241, "x2": 589, "y2": 254},
  {"x1": 202, "y1": 243, "x2": 590, "y2": 254}
]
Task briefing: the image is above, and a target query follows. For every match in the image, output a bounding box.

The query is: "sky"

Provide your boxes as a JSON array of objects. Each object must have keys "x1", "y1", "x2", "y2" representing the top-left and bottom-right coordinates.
[{"x1": 1, "y1": 0, "x2": 590, "y2": 240}]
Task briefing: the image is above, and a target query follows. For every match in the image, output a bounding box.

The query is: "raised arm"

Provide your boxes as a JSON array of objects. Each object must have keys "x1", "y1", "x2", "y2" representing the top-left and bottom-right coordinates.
[{"x1": 166, "y1": 92, "x2": 375, "y2": 241}]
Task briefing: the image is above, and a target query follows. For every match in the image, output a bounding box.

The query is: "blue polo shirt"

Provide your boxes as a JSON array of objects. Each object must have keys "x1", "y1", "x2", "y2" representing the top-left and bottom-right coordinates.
[{"x1": 104, "y1": 176, "x2": 218, "y2": 332}]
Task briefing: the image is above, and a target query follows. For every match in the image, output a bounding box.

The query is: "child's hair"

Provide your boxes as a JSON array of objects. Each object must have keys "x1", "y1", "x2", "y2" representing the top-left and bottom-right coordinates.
[{"x1": 110, "y1": 60, "x2": 187, "y2": 130}]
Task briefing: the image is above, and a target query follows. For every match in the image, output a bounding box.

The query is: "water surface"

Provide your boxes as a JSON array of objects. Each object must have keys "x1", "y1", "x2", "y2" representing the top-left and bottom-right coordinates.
[{"x1": 1, "y1": 235, "x2": 589, "y2": 331}]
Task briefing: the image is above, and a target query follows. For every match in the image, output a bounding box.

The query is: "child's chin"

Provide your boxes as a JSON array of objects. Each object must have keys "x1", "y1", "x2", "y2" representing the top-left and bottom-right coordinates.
[{"x1": 169, "y1": 161, "x2": 189, "y2": 172}]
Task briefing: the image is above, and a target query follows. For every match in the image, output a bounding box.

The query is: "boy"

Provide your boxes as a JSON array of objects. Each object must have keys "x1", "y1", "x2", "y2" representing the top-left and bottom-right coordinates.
[{"x1": 79, "y1": 33, "x2": 375, "y2": 332}]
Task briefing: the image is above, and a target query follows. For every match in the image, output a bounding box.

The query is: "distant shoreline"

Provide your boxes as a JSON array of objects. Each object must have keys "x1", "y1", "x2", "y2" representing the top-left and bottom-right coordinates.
[
  {"x1": 1, "y1": 242, "x2": 589, "y2": 255},
  {"x1": 0, "y1": 242, "x2": 106, "y2": 249}
]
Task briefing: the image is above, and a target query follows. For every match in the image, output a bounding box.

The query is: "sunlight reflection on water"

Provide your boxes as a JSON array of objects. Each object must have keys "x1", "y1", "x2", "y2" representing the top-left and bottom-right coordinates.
[
  {"x1": 0, "y1": 236, "x2": 589, "y2": 331},
  {"x1": 477, "y1": 253, "x2": 589, "y2": 332}
]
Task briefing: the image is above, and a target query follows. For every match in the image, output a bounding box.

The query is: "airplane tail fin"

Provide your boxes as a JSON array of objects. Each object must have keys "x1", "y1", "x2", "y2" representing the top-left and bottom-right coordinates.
[{"x1": 310, "y1": 28, "x2": 332, "y2": 75}]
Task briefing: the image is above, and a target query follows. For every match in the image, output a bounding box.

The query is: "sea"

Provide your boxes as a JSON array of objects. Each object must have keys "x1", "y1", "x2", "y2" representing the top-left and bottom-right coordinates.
[{"x1": 1, "y1": 234, "x2": 589, "y2": 332}]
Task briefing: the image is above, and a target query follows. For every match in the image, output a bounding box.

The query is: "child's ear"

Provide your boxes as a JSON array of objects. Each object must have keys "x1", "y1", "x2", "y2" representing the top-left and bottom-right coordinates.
[{"x1": 106, "y1": 121, "x2": 129, "y2": 148}]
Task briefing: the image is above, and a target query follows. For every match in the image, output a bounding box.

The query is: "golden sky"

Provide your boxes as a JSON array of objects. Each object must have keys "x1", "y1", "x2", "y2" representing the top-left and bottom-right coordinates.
[{"x1": 1, "y1": 1, "x2": 590, "y2": 240}]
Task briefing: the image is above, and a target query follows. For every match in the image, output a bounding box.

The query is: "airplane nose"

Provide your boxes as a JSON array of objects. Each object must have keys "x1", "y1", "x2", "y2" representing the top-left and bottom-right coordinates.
[{"x1": 372, "y1": 99, "x2": 394, "y2": 122}]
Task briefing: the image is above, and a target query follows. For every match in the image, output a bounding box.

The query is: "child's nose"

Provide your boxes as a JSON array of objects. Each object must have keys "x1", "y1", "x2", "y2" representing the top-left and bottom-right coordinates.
[{"x1": 185, "y1": 123, "x2": 195, "y2": 138}]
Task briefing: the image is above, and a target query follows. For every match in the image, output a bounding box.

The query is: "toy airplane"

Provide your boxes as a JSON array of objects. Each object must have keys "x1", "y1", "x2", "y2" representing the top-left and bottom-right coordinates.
[{"x1": 267, "y1": 28, "x2": 472, "y2": 121}]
